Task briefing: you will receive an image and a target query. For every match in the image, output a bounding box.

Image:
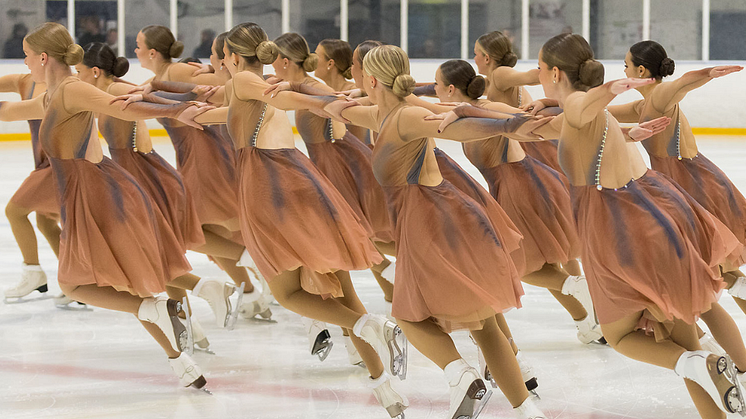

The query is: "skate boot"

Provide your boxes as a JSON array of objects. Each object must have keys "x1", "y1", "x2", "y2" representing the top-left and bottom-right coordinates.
[
  {"x1": 516, "y1": 351, "x2": 539, "y2": 393},
  {"x1": 138, "y1": 296, "x2": 188, "y2": 352},
  {"x1": 513, "y1": 397, "x2": 547, "y2": 419},
  {"x1": 445, "y1": 359, "x2": 492, "y2": 419},
  {"x1": 344, "y1": 334, "x2": 365, "y2": 367},
  {"x1": 53, "y1": 294, "x2": 89, "y2": 310},
  {"x1": 192, "y1": 278, "x2": 242, "y2": 329},
  {"x1": 4, "y1": 263, "x2": 48, "y2": 303},
  {"x1": 700, "y1": 332, "x2": 727, "y2": 358},
  {"x1": 168, "y1": 352, "x2": 208, "y2": 391},
  {"x1": 238, "y1": 286, "x2": 272, "y2": 320},
  {"x1": 728, "y1": 276, "x2": 746, "y2": 299},
  {"x1": 370, "y1": 371, "x2": 408, "y2": 418},
  {"x1": 380, "y1": 258, "x2": 396, "y2": 284},
  {"x1": 353, "y1": 314, "x2": 408, "y2": 380},
  {"x1": 191, "y1": 316, "x2": 213, "y2": 354},
  {"x1": 674, "y1": 351, "x2": 744, "y2": 414},
  {"x1": 302, "y1": 317, "x2": 334, "y2": 361},
  {"x1": 562, "y1": 275, "x2": 605, "y2": 344}
]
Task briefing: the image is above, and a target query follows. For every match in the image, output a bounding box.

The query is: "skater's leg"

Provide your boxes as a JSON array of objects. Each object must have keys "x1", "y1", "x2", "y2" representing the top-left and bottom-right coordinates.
[
  {"x1": 470, "y1": 316, "x2": 529, "y2": 408},
  {"x1": 35, "y1": 213, "x2": 60, "y2": 258},
  {"x1": 396, "y1": 319, "x2": 460, "y2": 369},
  {"x1": 267, "y1": 268, "x2": 362, "y2": 329},
  {"x1": 522, "y1": 263, "x2": 587, "y2": 320},
  {"x1": 139, "y1": 320, "x2": 181, "y2": 358},
  {"x1": 562, "y1": 259, "x2": 582, "y2": 276},
  {"x1": 668, "y1": 318, "x2": 725, "y2": 419},
  {"x1": 723, "y1": 270, "x2": 746, "y2": 315},
  {"x1": 193, "y1": 227, "x2": 243, "y2": 260},
  {"x1": 168, "y1": 273, "x2": 201, "y2": 291},
  {"x1": 59, "y1": 283, "x2": 142, "y2": 313},
  {"x1": 602, "y1": 312, "x2": 686, "y2": 369},
  {"x1": 213, "y1": 256, "x2": 255, "y2": 293},
  {"x1": 6, "y1": 202, "x2": 39, "y2": 265},
  {"x1": 370, "y1": 261, "x2": 394, "y2": 302},
  {"x1": 494, "y1": 314, "x2": 519, "y2": 355},
  {"x1": 700, "y1": 303, "x2": 746, "y2": 371},
  {"x1": 374, "y1": 241, "x2": 396, "y2": 257},
  {"x1": 334, "y1": 270, "x2": 385, "y2": 378}
]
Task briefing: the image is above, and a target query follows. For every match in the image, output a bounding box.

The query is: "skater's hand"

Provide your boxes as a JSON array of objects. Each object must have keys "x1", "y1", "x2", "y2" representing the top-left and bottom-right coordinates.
[
  {"x1": 192, "y1": 85, "x2": 220, "y2": 102},
  {"x1": 323, "y1": 99, "x2": 358, "y2": 124},
  {"x1": 610, "y1": 77, "x2": 655, "y2": 95},
  {"x1": 520, "y1": 99, "x2": 552, "y2": 115},
  {"x1": 264, "y1": 75, "x2": 282, "y2": 85},
  {"x1": 110, "y1": 93, "x2": 144, "y2": 110},
  {"x1": 187, "y1": 62, "x2": 214, "y2": 76},
  {"x1": 177, "y1": 102, "x2": 215, "y2": 130},
  {"x1": 627, "y1": 116, "x2": 671, "y2": 142},
  {"x1": 128, "y1": 83, "x2": 153, "y2": 95},
  {"x1": 263, "y1": 81, "x2": 292, "y2": 98},
  {"x1": 709, "y1": 65, "x2": 743, "y2": 79},
  {"x1": 424, "y1": 109, "x2": 460, "y2": 134},
  {"x1": 337, "y1": 88, "x2": 363, "y2": 99}
]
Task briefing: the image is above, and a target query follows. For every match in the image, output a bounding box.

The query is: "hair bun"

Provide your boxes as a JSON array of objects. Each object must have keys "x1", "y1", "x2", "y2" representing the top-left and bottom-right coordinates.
[
  {"x1": 63, "y1": 43, "x2": 84, "y2": 65},
  {"x1": 392, "y1": 74, "x2": 416, "y2": 97},
  {"x1": 465, "y1": 75, "x2": 486, "y2": 99},
  {"x1": 342, "y1": 66, "x2": 353, "y2": 79},
  {"x1": 111, "y1": 56, "x2": 130, "y2": 77},
  {"x1": 501, "y1": 51, "x2": 518, "y2": 68},
  {"x1": 169, "y1": 40, "x2": 184, "y2": 59},
  {"x1": 256, "y1": 40, "x2": 279, "y2": 65},
  {"x1": 659, "y1": 57, "x2": 675, "y2": 78},
  {"x1": 303, "y1": 52, "x2": 318, "y2": 72},
  {"x1": 577, "y1": 58, "x2": 604, "y2": 90}
]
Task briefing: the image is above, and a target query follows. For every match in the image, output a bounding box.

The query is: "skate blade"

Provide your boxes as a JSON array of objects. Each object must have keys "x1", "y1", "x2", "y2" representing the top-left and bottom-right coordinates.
[
  {"x1": 182, "y1": 298, "x2": 195, "y2": 356},
  {"x1": 723, "y1": 355, "x2": 746, "y2": 415},
  {"x1": 226, "y1": 282, "x2": 245, "y2": 330},
  {"x1": 55, "y1": 302, "x2": 92, "y2": 311},
  {"x1": 189, "y1": 376, "x2": 212, "y2": 395},
  {"x1": 387, "y1": 325, "x2": 408, "y2": 380},
  {"x1": 454, "y1": 380, "x2": 491, "y2": 419},
  {"x1": 168, "y1": 299, "x2": 188, "y2": 353},
  {"x1": 194, "y1": 346, "x2": 216, "y2": 355},
  {"x1": 312, "y1": 331, "x2": 334, "y2": 362},
  {"x1": 530, "y1": 389, "x2": 541, "y2": 400},
  {"x1": 4, "y1": 293, "x2": 53, "y2": 304},
  {"x1": 385, "y1": 403, "x2": 407, "y2": 419}
]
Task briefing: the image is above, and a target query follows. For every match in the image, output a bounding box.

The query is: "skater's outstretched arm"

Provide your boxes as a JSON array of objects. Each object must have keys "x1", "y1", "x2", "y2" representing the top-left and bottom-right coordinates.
[
  {"x1": 0, "y1": 94, "x2": 45, "y2": 121},
  {"x1": 607, "y1": 100, "x2": 644, "y2": 123},
  {"x1": 233, "y1": 71, "x2": 337, "y2": 112},
  {"x1": 650, "y1": 65, "x2": 743, "y2": 113},
  {"x1": 0, "y1": 74, "x2": 24, "y2": 94},
  {"x1": 564, "y1": 78, "x2": 655, "y2": 129},
  {"x1": 488, "y1": 67, "x2": 540, "y2": 91}
]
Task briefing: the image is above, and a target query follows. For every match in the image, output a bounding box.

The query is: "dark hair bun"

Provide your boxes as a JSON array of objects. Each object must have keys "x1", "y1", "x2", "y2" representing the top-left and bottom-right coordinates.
[
  {"x1": 501, "y1": 51, "x2": 518, "y2": 68},
  {"x1": 466, "y1": 75, "x2": 486, "y2": 99},
  {"x1": 577, "y1": 59, "x2": 604, "y2": 90},
  {"x1": 169, "y1": 40, "x2": 184, "y2": 59},
  {"x1": 111, "y1": 56, "x2": 129, "y2": 77},
  {"x1": 659, "y1": 57, "x2": 675, "y2": 78}
]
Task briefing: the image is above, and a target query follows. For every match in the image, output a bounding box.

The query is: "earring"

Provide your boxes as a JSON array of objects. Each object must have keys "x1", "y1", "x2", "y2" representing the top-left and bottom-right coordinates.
[
  {"x1": 552, "y1": 79, "x2": 556, "y2": 84},
  {"x1": 94, "y1": 74, "x2": 98, "y2": 79},
  {"x1": 41, "y1": 62, "x2": 45, "y2": 67},
  {"x1": 283, "y1": 66, "x2": 287, "y2": 69}
]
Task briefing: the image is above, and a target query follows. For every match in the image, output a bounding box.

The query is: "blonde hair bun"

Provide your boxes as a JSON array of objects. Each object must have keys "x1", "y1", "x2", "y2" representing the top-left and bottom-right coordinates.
[
  {"x1": 392, "y1": 74, "x2": 416, "y2": 97},
  {"x1": 63, "y1": 43, "x2": 84, "y2": 65},
  {"x1": 302, "y1": 52, "x2": 318, "y2": 72},
  {"x1": 256, "y1": 40, "x2": 279, "y2": 64}
]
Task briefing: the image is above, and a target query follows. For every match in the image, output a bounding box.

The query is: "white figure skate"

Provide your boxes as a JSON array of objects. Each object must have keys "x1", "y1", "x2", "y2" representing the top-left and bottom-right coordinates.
[
  {"x1": 370, "y1": 372, "x2": 408, "y2": 418},
  {"x1": 4, "y1": 263, "x2": 49, "y2": 303},
  {"x1": 513, "y1": 396, "x2": 547, "y2": 419},
  {"x1": 138, "y1": 296, "x2": 188, "y2": 352},
  {"x1": 353, "y1": 314, "x2": 408, "y2": 380},
  {"x1": 169, "y1": 352, "x2": 209, "y2": 392},
  {"x1": 445, "y1": 359, "x2": 492, "y2": 419},
  {"x1": 192, "y1": 278, "x2": 243, "y2": 329},
  {"x1": 675, "y1": 351, "x2": 744, "y2": 414},
  {"x1": 52, "y1": 294, "x2": 90, "y2": 310},
  {"x1": 344, "y1": 334, "x2": 365, "y2": 367},
  {"x1": 562, "y1": 275, "x2": 605, "y2": 344}
]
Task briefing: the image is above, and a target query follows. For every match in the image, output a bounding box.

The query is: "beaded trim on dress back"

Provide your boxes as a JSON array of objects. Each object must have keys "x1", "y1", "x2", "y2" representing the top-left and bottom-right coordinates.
[
  {"x1": 594, "y1": 109, "x2": 610, "y2": 191},
  {"x1": 250, "y1": 103, "x2": 268, "y2": 147}
]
